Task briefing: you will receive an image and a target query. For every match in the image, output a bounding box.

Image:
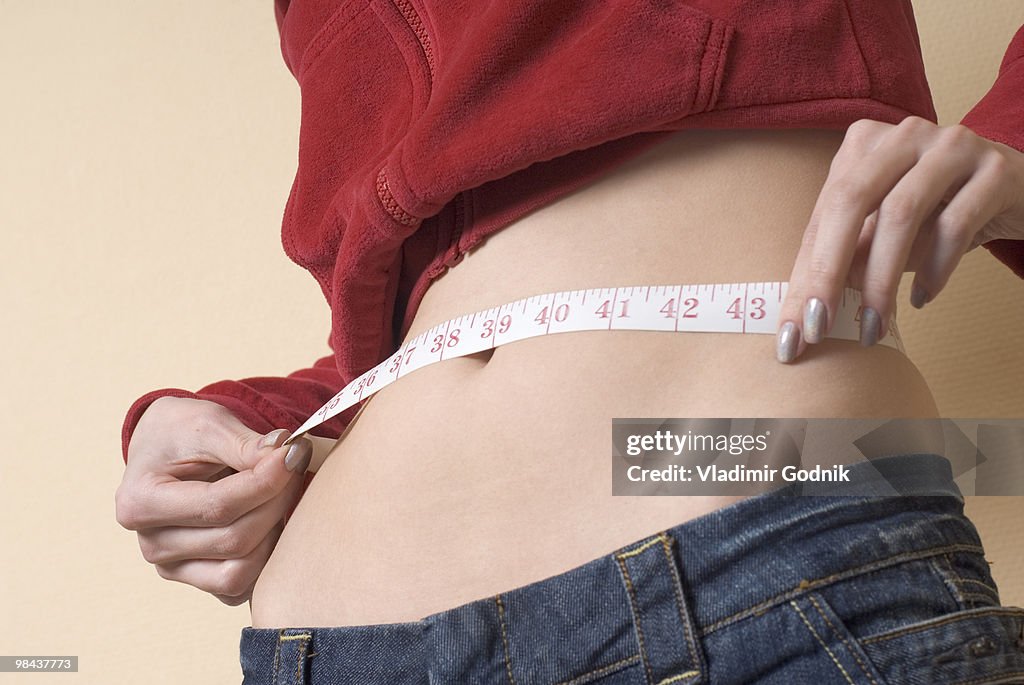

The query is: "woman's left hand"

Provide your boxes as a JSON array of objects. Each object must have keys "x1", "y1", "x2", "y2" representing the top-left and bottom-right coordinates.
[{"x1": 776, "y1": 116, "x2": 1024, "y2": 363}]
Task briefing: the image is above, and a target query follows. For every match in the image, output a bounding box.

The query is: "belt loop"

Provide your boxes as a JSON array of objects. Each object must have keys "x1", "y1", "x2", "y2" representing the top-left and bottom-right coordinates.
[
  {"x1": 274, "y1": 629, "x2": 312, "y2": 685},
  {"x1": 614, "y1": 532, "x2": 706, "y2": 685}
]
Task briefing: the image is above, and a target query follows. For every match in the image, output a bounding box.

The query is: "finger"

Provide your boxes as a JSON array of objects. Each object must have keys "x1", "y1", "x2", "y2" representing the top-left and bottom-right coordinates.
[
  {"x1": 121, "y1": 436, "x2": 313, "y2": 530},
  {"x1": 913, "y1": 153, "x2": 1015, "y2": 306},
  {"x1": 883, "y1": 205, "x2": 942, "y2": 335},
  {"x1": 137, "y1": 476, "x2": 304, "y2": 564},
  {"x1": 155, "y1": 401, "x2": 286, "y2": 475},
  {"x1": 214, "y1": 593, "x2": 251, "y2": 607},
  {"x1": 775, "y1": 124, "x2": 884, "y2": 362},
  {"x1": 205, "y1": 465, "x2": 237, "y2": 483},
  {"x1": 153, "y1": 520, "x2": 285, "y2": 599},
  {"x1": 858, "y1": 141, "x2": 974, "y2": 345},
  {"x1": 777, "y1": 120, "x2": 923, "y2": 361},
  {"x1": 844, "y1": 210, "x2": 879, "y2": 293},
  {"x1": 775, "y1": 133, "x2": 874, "y2": 363}
]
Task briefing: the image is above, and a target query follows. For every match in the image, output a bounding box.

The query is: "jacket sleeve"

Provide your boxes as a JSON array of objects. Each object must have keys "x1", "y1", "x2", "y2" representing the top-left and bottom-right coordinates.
[
  {"x1": 120, "y1": 343, "x2": 351, "y2": 465},
  {"x1": 958, "y1": 23, "x2": 1024, "y2": 279}
]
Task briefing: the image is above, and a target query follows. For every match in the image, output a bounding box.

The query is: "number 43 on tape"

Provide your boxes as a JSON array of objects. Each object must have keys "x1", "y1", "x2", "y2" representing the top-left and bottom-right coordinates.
[{"x1": 285, "y1": 281, "x2": 901, "y2": 442}]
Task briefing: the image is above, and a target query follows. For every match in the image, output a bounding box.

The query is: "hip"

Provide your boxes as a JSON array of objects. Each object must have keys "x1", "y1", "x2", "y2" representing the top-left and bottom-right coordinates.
[
  {"x1": 250, "y1": 128, "x2": 943, "y2": 628},
  {"x1": 242, "y1": 455, "x2": 1024, "y2": 684}
]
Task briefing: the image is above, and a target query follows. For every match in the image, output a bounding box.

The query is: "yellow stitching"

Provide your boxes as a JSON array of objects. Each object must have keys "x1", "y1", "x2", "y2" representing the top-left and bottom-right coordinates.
[
  {"x1": 859, "y1": 607, "x2": 1024, "y2": 645},
  {"x1": 280, "y1": 634, "x2": 312, "y2": 641},
  {"x1": 617, "y1": 536, "x2": 663, "y2": 559},
  {"x1": 937, "y1": 554, "x2": 1001, "y2": 598},
  {"x1": 616, "y1": 554, "x2": 653, "y2": 684},
  {"x1": 930, "y1": 552, "x2": 969, "y2": 607},
  {"x1": 790, "y1": 600, "x2": 856, "y2": 685},
  {"x1": 960, "y1": 591, "x2": 998, "y2": 603},
  {"x1": 658, "y1": 533, "x2": 703, "y2": 669},
  {"x1": 494, "y1": 595, "x2": 517, "y2": 685},
  {"x1": 807, "y1": 594, "x2": 878, "y2": 685},
  {"x1": 958, "y1": 578, "x2": 999, "y2": 592},
  {"x1": 702, "y1": 543, "x2": 985, "y2": 635},
  {"x1": 295, "y1": 639, "x2": 307, "y2": 683},
  {"x1": 657, "y1": 670, "x2": 700, "y2": 685},
  {"x1": 937, "y1": 552, "x2": 967, "y2": 602},
  {"x1": 553, "y1": 654, "x2": 641, "y2": 685}
]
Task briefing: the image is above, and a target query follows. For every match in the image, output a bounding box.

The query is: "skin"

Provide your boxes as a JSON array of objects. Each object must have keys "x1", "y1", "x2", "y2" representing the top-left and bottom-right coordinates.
[
  {"x1": 248, "y1": 125, "x2": 1020, "y2": 627},
  {"x1": 115, "y1": 397, "x2": 313, "y2": 606},
  {"x1": 117, "y1": 120, "x2": 1024, "y2": 614},
  {"x1": 776, "y1": 117, "x2": 1024, "y2": 362}
]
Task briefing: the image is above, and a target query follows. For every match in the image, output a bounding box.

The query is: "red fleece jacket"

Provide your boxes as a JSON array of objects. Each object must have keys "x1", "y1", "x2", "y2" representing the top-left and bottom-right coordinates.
[{"x1": 122, "y1": 2, "x2": 1024, "y2": 514}]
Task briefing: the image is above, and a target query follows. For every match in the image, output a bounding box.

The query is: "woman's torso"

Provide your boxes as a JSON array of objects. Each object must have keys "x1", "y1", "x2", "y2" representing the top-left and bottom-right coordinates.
[{"x1": 250, "y1": 128, "x2": 941, "y2": 628}]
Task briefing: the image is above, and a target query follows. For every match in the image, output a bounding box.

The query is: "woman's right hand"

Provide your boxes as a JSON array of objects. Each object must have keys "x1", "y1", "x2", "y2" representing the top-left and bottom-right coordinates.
[{"x1": 115, "y1": 396, "x2": 313, "y2": 606}]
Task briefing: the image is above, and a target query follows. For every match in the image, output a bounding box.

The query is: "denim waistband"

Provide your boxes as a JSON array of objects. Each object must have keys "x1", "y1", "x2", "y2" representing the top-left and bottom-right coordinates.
[{"x1": 241, "y1": 452, "x2": 979, "y2": 684}]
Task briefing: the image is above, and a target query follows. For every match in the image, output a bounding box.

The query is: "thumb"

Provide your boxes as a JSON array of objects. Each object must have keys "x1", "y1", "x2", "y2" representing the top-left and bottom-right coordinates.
[
  {"x1": 234, "y1": 427, "x2": 293, "y2": 472},
  {"x1": 205, "y1": 432, "x2": 312, "y2": 515},
  {"x1": 133, "y1": 427, "x2": 313, "y2": 529},
  {"x1": 208, "y1": 409, "x2": 293, "y2": 472},
  {"x1": 202, "y1": 406, "x2": 312, "y2": 475},
  {"x1": 238, "y1": 428, "x2": 315, "y2": 479}
]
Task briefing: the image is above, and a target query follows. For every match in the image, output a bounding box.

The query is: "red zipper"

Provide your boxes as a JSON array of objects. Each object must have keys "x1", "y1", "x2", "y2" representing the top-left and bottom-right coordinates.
[
  {"x1": 375, "y1": 166, "x2": 419, "y2": 227},
  {"x1": 389, "y1": 0, "x2": 435, "y2": 83}
]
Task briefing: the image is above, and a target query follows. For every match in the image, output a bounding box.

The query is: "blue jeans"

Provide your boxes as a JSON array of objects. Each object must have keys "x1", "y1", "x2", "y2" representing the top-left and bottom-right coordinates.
[{"x1": 240, "y1": 453, "x2": 1024, "y2": 684}]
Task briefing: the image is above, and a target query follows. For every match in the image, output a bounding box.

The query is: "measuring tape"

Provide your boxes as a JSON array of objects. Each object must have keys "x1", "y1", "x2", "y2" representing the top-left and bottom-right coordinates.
[{"x1": 284, "y1": 281, "x2": 902, "y2": 443}]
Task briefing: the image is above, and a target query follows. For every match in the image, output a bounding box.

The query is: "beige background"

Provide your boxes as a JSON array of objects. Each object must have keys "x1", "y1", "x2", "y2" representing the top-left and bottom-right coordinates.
[{"x1": 1, "y1": 1, "x2": 1022, "y2": 682}]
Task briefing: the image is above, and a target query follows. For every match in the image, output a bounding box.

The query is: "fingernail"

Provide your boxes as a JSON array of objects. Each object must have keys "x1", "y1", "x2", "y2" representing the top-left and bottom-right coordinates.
[
  {"x1": 910, "y1": 283, "x2": 930, "y2": 309},
  {"x1": 260, "y1": 428, "x2": 291, "y2": 449},
  {"x1": 860, "y1": 307, "x2": 880, "y2": 347},
  {"x1": 777, "y1": 321, "x2": 800, "y2": 363},
  {"x1": 284, "y1": 439, "x2": 312, "y2": 473},
  {"x1": 803, "y1": 297, "x2": 827, "y2": 344}
]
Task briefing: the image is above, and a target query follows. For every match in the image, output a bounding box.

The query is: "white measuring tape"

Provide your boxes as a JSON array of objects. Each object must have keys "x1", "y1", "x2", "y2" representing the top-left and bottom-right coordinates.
[{"x1": 285, "y1": 281, "x2": 902, "y2": 443}]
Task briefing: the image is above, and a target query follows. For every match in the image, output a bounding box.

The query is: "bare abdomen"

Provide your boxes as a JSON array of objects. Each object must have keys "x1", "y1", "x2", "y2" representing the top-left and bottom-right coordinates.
[{"x1": 250, "y1": 128, "x2": 940, "y2": 628}]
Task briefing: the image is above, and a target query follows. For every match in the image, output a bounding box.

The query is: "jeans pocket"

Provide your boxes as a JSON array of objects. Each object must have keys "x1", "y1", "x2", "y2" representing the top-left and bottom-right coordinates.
[
  {"x1": 929, "y1": 548, "x2": 1005, "y2": 610},
  {"x1": 787, "y1": 590, "x2": 892, "y2": 685},
  {"x1": 858, "y1": 607, "x2": 1024, "y2": 685},
  {"x1": 790, "y1": 549, "x2": 1024, "y2": 685}
]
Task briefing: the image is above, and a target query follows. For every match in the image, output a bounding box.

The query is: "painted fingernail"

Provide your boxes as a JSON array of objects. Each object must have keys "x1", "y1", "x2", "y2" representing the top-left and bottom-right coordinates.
[
  {"x1": 777, "y1": 321, "x2": 800, "y2": 363},
  {"x1": 910, "y1": 283, "x2": 930, "y2": 309},
  {"x1": 860, "y1": 307, "x2": 880, "y2": 347},
  {"x1": 803, "y1": 297, "x2": 827, "y2": 344},
  {"x1": 260, "y1": 428, "x2": 291, "y2": 449},
  {"x1": 284, "y1": 439, "x2": 312, "y2": 473}
]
